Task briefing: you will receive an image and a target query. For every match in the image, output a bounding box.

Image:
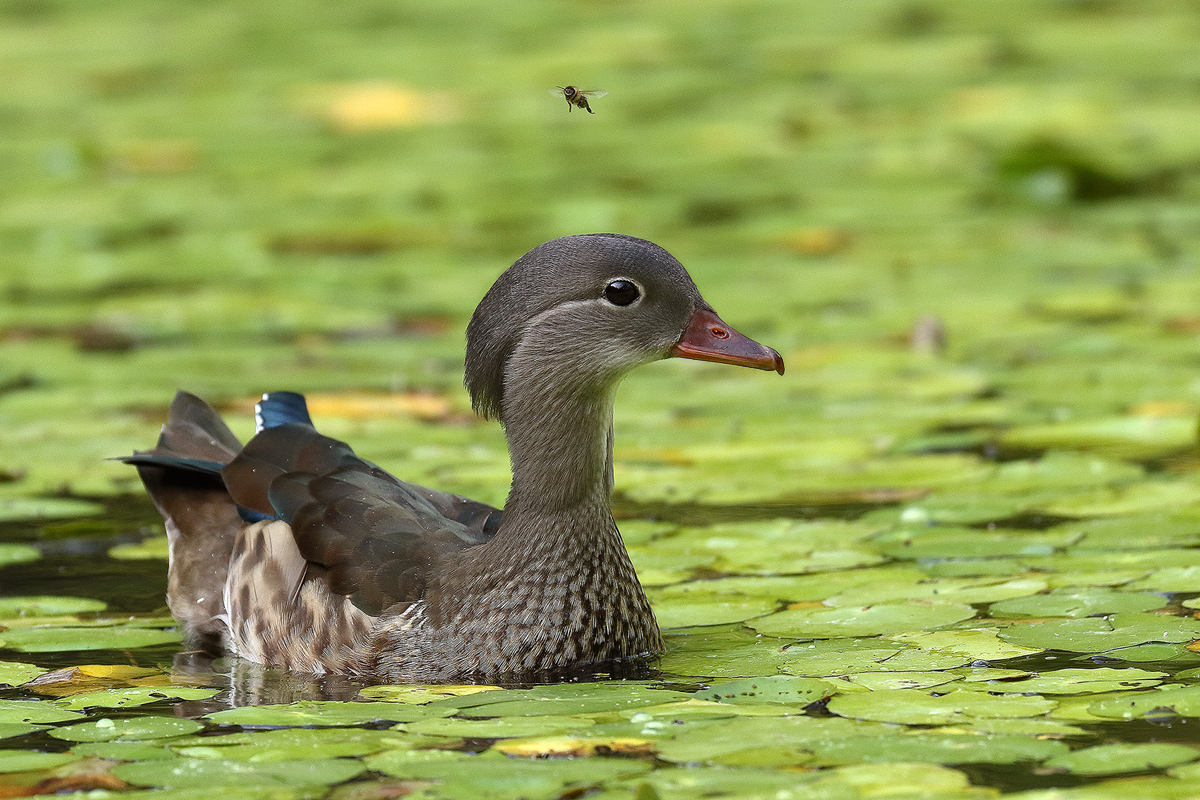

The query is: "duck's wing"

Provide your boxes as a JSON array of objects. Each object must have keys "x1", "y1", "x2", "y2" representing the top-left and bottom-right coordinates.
[{"x1": 223, "y1": 419, "x2": 501, "y2": 617}]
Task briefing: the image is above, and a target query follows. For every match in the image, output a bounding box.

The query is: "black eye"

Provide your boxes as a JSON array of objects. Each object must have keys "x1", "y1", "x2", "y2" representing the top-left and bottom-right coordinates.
[{"x1": 604, "y1": 279, "x2": 640, "y2": 306}]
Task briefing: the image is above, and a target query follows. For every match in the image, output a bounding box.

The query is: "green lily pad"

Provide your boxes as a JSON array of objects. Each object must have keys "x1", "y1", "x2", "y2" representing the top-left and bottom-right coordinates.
[
  {"x1": 364, "y1": 748, "x2": 650, "y2": 796},
  {"x1": 206, "y1": 701, "x2": 443, "y2": 727},
  {"x1": 652, "y1": 596, "x2": 778, "y2": 628},
  {"x1": 807, "y1": 731, "x2": 1070, "y2": 766},
  {"x1": 0, "y1": 699, "x2": 85, "y2": 724},
  {"x1": 0, "y1": 596, "x2": 107, "y2": 617},
  {"x1": 47, "y1": 716, "x2": 205, "y2": 742},
  {"x1": 0, "y1": 497, "x2": 103, "y2": 521},
  {"x1": 424, "y1": 683, "x2": 692, "y2": 717},
  {"x1": 1067, "y1": 513, "x2": 1200, "y2": 551},
  {"x1": 1037, "y1": 480, "x2": 1200, "y2": 518},
  {"x1": 824, "y1": 576, "x2": 1046, "y2": 607},
  {"x1": 777, "y1": 639, "x2": 975, "y2": 677},
  {"x1": 988, "y1": 587, "x2": 1167, "y2": 618},
  {"x1": 749, "y1": 601, "x2": 977, "y2": 639},
  {"x1": 72, "y1": 740, "x2": 181, "y2": 761},
  {"x1": 840, "y1": 671, "x2": 962, "y2": 691},
  {"x1": 1045, "y1": 743, "x2": 1198, "y2": 775},
  {"x1": 886, "y1": 628, "x2": 1043, "y2": 661},
  {"x1": 0, "y1": 543, "x2": 39, "y2": 567},
  {"x1": 113, "y1": 756, "x2": 366, "y2": 789},
  {"x1": 699, "y1": 676, "x2": 835, "y2": 705},
  {"x1": 0, "y1": 750, "x2": 81, "y2": 773},
  {"x1": 171, "y1": 728, "x2": 402, "y2": 761},
  {"x1": 402, "y1": 714, "x2": 594, "y2": 739},
  {"x1": 997, "y1": 612, "x2": 1200, "y2": 652},
  {"x1": 874, "y1": 527, "x2": 1078, "y2": 560},
  {"x1": 827, "y1": 688, "x2": 1056, "y2": 725},
  {"x1": 109, "y1": 535, "x2": 171, "y2": 560},
  {"x1": 999, "y1": 415, "x2": 1196, "y2": 461},
  {"x1": 0, "y1": 623, "x2": 182, "y2": 652},
  {"x1": 652, "y1": 715, "x2": 883, "y2": 764},
  {"x1": 1126, "y1": 565, "x2": 1200, "y2": 592},
  {"x1": 0, "y1": 722, "x2": 44, "y2": 740},
  {"x1": 1088, "y1": 685, "x2": 1200, "y2": 720},
  {"x1": 53, "y1": 686, "x2": 219, "y2": 710},
  {"x1": 0, "y1": 660, "x2": 47, "y2": 686},
  {"x1": 990, "y1": 668, "x2": 1167, "y2": 695}
]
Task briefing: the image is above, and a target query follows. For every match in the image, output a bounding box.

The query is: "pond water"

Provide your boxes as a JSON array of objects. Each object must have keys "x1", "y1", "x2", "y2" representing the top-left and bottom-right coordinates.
[
  {"x1": 5, "y1": 489, "x2": 1200, "y2": 799},
  {"x1": 7, "y1": 0, "x2": 1200, "y2": 796}
]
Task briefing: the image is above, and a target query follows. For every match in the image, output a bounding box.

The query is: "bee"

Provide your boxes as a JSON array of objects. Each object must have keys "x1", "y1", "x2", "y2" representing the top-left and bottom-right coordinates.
[{"x1": 552, "y1": 86, "x2": 607, "y2": 114}]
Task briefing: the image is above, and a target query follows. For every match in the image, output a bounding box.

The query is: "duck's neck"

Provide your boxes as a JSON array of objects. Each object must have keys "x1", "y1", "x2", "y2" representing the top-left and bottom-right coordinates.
[{"x1": 501, "y1": 385, "x2": 616, "y2": 518}]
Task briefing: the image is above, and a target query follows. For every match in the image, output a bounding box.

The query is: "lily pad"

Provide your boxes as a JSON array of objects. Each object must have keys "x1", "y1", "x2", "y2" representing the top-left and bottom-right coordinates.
[
  {"x1": 0, "y1": 623, "x2": 182, "y2": 652},
  {"x1": 48, "y1": 716, "x2": 205, "y2": 742},
  {"x1": 52, "y1": 686, "x2": 219, "y2": 710},
  {"x1": 824, "y1": 576, "x2": 1046, "y2": 607},
  {"x1": 1045, "y1": 742, "x2": 1198, "y2": 775},
  {"x1": 0, "y1": 497, "x2": 103, "y2": 521},
  {"x1": 0, "y1": 750, "x2": 81, "y2": 773},
  {"x1": 988, "y1": 668, "x2": 1167, "y2": 695},
  {"x1": 0, "y1": 596, "x2": 106, "y2": 617},
  {"x1": 807, "y1": 731, "x2": 1070, "y2": 766},
  {"x1": 109, "y1": 535, "x2": 170, "y2": 560},
  {"x1": 652, "y1": 596, "x2": 778, "y2": 628},
  {"x1": 0, "y1": 722, "x2": 44, "y2": 740},
  {"x1": 424, "y1": 683, "x2": 692, "y2": 717},
  {"x1": 997, "y1": 612, "x2": 1200, "y2": 653},
  {"x1": 0, "y1": 659, "x2": 47, "y2": 686},
  {"x1": 1088, "y1": 685, "x2": 1200, "y2": 720},
  {"x1": 113, "y1": 757, "x2": 367, "y2": 789},
  {"x1": 699, "y1": 676, "x2": 835, "y2": 705},
  {"x1": 0, "y1": 699, "x2": 85, "y2": 724},
  {"x1": 0, "y1": 543, "x2": 39, "y2": 567},
  {"x1": 206, "y1": 701, "x2": 443, "y2": 726},
  {"x1": 827, "y1": 688, "x2": 1056, "y2": 725},
  {"x1": 886, "y1": 628, "x2": 1043, "y2": 661},
  {"x1": 749, "y1": 601, "x2": 977, "y2": 639},
  {"x1": 402, "y1": 714, "x2": 594, "y2": 739},
  {"x1": 171, "y1": 728, "x2": 403, "y2": 761},
  {"x1": 777, "y1": 639, "x2": 976, "y2": 676},
  {"x1": 988, "y1": 587, "x2": 1167, "y2": 618}
]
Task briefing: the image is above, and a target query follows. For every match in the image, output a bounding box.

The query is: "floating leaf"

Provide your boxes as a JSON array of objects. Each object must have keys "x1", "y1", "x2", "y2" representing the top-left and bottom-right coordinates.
[
  {"x1": 0, "y1": 722, "x2": 44, "y2": 740},
  {"x1": 0, "y1": 660, "x2": 47, "y2": 686},
  {"x1": 652, "y1": 596, "x2": 778, "y2": 628},
  {"x1": 0, "y1": 497, "x2": 103, "y2": 522},
  {"x1": 114, "y1": 756, "x2": 366, "y2": 789},
  {"x1": 989, "y1": 668, "x2": 1167, "y2": 696},
  {"x1": 0, "y1": 596, "x2": 106, "y2": 617},
  {"x1": 171, "y1": 728, "x2": 402, "y2": 761},
  {"x1": 886, "y1": 628, "x2": 1043, "y2": 661},
  {"x1": 0, "y1": 699, "x2": 85, "y2": 724},
  {"x1": 48, "y1": 716, "x2": 204, "y2": 742},
  {"x1": 988, "y1": 588, "x2": 1167, "y2": 618},
  {"x1": 109, "y1": 535, "x2": 170, "y2": 560},
  {"x1": 72, "y1": 740, "x2": 180, "y2": 761},
  {"x1": 402, "y1": 715, "x2": 593, "y2": 739},
  {"x1": 827, "y1": 688, "x2": 1056, "y2": 725},
  {"x1": 749, "y1": 601, "x2": 977, "y2": 639},
  {"x1": 807, "y1": 731, "x2": 1069, "y2": 766},
  {"x1": 52, "y1": 686, "x2": 218, "y2": 710},
  {"x1": 824, "y1": 576, "x2": 1046, "y2": 607},
  {"x1": 1045, "y1": 742, "x2": 1198, "y2": 775},
  {"x1": 205, "y1": 701, "x2": 443, "y2": 727},
  {"x1": 998, "y1": 612, "x2": 1200, "y2": 653},
  {"x1": 356, "y1": 684, "x2": 500, "y2": 703},
  {"x1": 0, "y1": 624, "x2": 181, "y2": 652},
  {"x1": 0, "y1": 543, "x2": 39, "y2": 566},
  {"x1": 0, "y1": 750, "x2": 80, "y2": 773},
  {"x1": 699, "y1": 676, "x2": 835, "y2": 705},
  {"x1": 1088, "y1": 685, "x2": 1200, "y2": 720}
]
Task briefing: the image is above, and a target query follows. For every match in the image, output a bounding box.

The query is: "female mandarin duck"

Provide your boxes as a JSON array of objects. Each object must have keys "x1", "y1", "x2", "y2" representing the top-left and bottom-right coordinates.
[{"x1": 125, "y1": 234, "x2": 783, "y2": 683}]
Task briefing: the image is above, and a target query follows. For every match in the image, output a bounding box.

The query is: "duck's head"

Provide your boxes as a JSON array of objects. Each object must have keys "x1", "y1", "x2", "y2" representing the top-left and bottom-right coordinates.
[{"x1": 465, "y1": 234, "x2": 784, "y2": 422}]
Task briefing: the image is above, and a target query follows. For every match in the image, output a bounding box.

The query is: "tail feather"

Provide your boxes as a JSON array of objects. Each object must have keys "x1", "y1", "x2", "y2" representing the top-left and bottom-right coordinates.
[{"x1": 126, "y1": 392, "x2": 247, "y2": 646}]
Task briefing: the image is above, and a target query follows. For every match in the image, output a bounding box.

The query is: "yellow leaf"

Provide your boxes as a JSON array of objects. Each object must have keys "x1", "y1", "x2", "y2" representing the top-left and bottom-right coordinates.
[{"x1": 494, "y1": 736, "x2": 656, "y2": 758}]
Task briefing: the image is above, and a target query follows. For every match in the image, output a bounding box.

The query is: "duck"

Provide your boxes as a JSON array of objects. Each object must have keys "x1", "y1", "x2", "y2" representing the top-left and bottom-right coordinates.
[{"x1": 124, "y1": 234, "x2": 783, "y2": 683}]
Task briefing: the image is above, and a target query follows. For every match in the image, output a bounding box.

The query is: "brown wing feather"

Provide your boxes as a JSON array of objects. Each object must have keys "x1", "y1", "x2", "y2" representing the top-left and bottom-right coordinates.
[{"x1": 223, "y1": 424, "x2": 500, "y2": 617}]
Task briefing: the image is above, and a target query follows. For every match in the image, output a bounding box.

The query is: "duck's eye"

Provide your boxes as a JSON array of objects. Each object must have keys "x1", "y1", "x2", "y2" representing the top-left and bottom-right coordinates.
[{"x1": 604, "y1": 279, "x2": 640, "y2": 306}]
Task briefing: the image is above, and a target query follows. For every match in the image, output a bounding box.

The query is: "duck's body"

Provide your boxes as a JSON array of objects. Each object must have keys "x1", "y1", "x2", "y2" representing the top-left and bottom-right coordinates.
[{"x1": 127, "y1": 234, "x2": 782, "y2": 683}]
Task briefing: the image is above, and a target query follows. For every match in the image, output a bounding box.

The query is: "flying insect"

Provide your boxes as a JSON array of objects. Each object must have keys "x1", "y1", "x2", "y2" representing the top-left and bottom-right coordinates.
[{"x1": 552, "y1": 86, "x2": 607, "y2": 114}]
